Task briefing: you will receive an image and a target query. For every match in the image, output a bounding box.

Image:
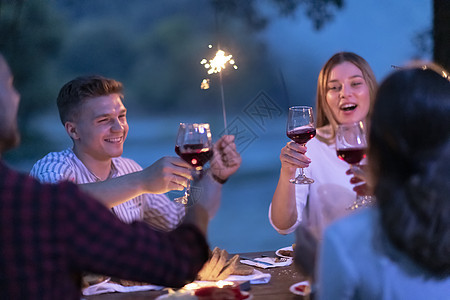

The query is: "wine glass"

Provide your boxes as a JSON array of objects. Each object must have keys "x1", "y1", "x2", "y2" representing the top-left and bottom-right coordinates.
[
  {"x1": 335, "y1": 121, "x2": 374, "y2": 210},
  {"x1": 174, "y1": 123, "x2": 213, "y2": 205},
  {"x1": 286, "y1": 106, "x2": 316, "y2": 184}
]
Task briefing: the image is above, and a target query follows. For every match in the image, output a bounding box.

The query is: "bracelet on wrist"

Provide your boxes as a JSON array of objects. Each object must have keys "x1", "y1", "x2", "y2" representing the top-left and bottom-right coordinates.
[{"x1": 212, "y1": 174, "x2": 228, "y2": 184}]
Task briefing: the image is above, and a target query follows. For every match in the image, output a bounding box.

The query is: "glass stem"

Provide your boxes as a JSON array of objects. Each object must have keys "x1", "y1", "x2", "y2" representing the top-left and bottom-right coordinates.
[
  {"x1": 185, "y1": 180, "x2": 191, "y2": 198},
  {"x1": 298, "y1": 143, "x2": 307, "y2": 178},
  {"x1": 298, "y1": 167, "x2": 306, "y2": 178}
]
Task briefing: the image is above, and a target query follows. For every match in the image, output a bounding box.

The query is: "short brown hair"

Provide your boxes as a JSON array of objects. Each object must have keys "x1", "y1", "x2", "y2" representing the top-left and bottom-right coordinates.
[{"x1": 57, "y1": 75, "x2": 123, "y2": 125}]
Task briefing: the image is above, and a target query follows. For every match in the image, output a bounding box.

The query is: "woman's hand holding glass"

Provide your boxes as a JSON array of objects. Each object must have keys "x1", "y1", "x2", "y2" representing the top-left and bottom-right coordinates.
[
  {"x1": 286, "y1": 106, "x2": 316, "y2": 184},
  {"x1": 335, "y1": 121, "x2": 374, "y2": 209},
  {"x1": 280, "y1": 142, "x2": 312, "y2": 178},
  {"x1": 346, "y1": 164, "x2": 373, "y2": 196}
]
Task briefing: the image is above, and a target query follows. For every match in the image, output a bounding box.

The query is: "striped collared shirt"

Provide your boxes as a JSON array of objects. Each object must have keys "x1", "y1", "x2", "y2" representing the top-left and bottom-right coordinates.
[{"x1": 30, "y1": 148, "x2": 185, "y2": 231}]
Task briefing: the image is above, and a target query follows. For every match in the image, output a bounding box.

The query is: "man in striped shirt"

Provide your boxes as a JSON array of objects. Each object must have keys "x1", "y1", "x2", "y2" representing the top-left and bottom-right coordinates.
[
  {"x1": 30, "y1": 75, "x2": 241, "y2": 231},
  {"x1": 0, "y1": 52, "x2": 211, "y2": 299}
]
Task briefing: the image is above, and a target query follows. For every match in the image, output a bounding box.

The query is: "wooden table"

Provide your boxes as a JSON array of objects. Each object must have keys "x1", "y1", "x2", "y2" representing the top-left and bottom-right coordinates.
[{"x1": 85, "y1": 251, "x2": 312, "y2": 300}]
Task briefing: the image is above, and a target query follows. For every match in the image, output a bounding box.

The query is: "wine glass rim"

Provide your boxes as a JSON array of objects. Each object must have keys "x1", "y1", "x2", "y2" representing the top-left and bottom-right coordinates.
[
  {"x1": 337, "y1": 121, "x2": 365, "y2": 127},
  {"x1": 289, "y1": 105, "x2": 313, "y2": 110},
  {"x1": 179, "y1": 122, "x2": 210, "y2": 127}
]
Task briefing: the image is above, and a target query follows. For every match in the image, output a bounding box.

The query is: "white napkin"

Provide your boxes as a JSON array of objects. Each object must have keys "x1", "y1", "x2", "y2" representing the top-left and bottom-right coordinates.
[
  {"x1": 225, "y1": 269, "x2": 271, "y2": 284},
  {"x1": 240, "y1": 257, "x2": 293, "y2": 269},
  {"x1": 82, "y1": 278, "x2": 164, "y2": 296}
]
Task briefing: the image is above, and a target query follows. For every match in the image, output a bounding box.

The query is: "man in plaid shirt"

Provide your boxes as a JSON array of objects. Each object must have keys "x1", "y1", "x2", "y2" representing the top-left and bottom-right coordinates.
[{"x1": 0, "y1": 54, "x2": 212, "y2": 299}]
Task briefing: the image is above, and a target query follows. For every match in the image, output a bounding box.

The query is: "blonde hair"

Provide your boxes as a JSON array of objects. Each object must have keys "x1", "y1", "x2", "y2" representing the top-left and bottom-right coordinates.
[{"x1": 315, "y1": 52, "x2": 378, "y2": 143}]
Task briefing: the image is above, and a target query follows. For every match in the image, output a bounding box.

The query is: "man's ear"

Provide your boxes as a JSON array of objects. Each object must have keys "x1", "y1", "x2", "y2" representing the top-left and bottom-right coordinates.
[{"x1": 65, "y1": 121, "x2": 79, "y2": 140}]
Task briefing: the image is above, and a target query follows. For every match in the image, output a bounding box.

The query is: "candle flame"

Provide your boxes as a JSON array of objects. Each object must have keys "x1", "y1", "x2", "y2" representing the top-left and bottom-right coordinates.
[
  {"x1": 216, "y1": 280, "x2": 233, "y2": 288},
  {"x1": 182, "y1": 280, "x2": 234, "y2": 291},
  {"x1": 184, "y1": 282, "x2": 200, "y2": 290}
]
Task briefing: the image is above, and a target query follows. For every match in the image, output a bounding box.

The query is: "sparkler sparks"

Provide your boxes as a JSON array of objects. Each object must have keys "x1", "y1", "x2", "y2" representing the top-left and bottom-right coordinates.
[
  {"x1": 200, "y1": 44, "x2": 238, "y2": 134},
  {"x1": 200, "y1": 78, "x2": 210, "y2": 90},
  {"x1": 201, "y1": 49, "x2": 238, "y2": 75},
  {"x1": 200, "y1": 45, "x2": 238, "y2": 82}
]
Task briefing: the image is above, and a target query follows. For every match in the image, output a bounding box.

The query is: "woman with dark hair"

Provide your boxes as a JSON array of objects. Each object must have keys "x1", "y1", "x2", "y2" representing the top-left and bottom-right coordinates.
[
  {"x1": 317, "y1": 65, "x2": 450, "y2": 299},
  {"x1": 270, "y1": 52, "x2": 378, "y2": 238}
]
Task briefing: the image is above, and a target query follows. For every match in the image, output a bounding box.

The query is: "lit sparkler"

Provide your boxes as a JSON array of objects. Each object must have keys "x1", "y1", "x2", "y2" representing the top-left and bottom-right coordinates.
[
  {"x1": 200, "y1": 45, "x2": 238, "y2": 134},
  {"x1": 201, "y1": 49, "x2": 238, "y2": 75}
]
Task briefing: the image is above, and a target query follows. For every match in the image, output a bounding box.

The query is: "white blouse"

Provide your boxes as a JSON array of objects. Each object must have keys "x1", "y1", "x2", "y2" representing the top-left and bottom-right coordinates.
[{"x1": 269, "y1": 126, "x2": 358, "y2": 238}]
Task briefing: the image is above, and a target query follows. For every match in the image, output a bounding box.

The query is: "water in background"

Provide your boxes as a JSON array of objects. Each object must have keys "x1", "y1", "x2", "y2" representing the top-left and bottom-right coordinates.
[{"x1": 28, "y1": 111, "x2": 296, "y2": 253}]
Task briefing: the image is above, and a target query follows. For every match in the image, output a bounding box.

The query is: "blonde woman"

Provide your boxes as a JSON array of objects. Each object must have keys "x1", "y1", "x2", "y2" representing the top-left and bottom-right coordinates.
[
  {"x1": 318, "y1": 64, "x2": 450, "y2": 299},
  {"x1": 270, "y1": 52, "x2": 378, "y2": 238}
]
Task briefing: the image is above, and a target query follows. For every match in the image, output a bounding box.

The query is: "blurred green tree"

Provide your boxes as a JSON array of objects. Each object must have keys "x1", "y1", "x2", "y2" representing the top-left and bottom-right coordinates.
[
  {"x1": 53, "y1": 1, "x2": 281, "y2": 114},
  {"x1": 0, "y1": 0, "x2": 66, "y2": 164},
  {"x1": 58, "y1": 20, "x2": 135, "y2": 81},
  {"x1": 210, "y1": 0, "x2": 344, "y2": 31},
  {"x1": 210, "y1": 0, "x2": 449, "y2": 71},
  {"x1": 127, "y1": 15, "x2": 208, "y2": 111},
  {"x1": 127, "y1": 14, "x2": 280, "y2": 114},
  {"x1": 0, "y1": 0, "x2": 65, "y2": 124}
]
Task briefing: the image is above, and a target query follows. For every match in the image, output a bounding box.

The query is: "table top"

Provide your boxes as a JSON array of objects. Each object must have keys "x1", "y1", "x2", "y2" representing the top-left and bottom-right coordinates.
[{"x1": 84, "y1": 251, "x2": 312, "y2": 300}]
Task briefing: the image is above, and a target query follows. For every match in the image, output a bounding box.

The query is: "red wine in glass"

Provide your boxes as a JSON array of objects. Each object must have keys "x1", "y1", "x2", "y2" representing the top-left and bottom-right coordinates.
[
  {"x1": 174, "y1": 123, "x2": 212, "y2": 205},
  {"x1": 286, "y1": 106, "x2": 316, "y2": 184},
  {"x1": 175, "y1": 144, "x2": 213, "y2": 170},
  {"x1": 335, "y1": 121, "x2": 374, "y2": 210},
  {"x1": 336, "y1": 147, "x2": 366, "y2": 165},
  {"x1": 287, "y1": 128, "x2": 316, "y2": 145}
]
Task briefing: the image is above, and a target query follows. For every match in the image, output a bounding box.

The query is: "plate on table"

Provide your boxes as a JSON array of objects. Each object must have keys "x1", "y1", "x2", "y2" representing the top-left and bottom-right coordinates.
[
  {"x1": 289, "y1": 281, "x2": 311, "y2": 296},
  {"x1": 275, "y1": 246, "x2": 294, "y2": 258}
]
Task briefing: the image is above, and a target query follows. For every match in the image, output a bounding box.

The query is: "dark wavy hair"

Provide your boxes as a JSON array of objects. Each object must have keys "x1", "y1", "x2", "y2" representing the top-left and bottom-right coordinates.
[
  {"x1": 56, "y1": 75, "x2": 123, "y2": 125},
  {"x1": 369, "y1": 65, "x2": 450, "y2": 277}
]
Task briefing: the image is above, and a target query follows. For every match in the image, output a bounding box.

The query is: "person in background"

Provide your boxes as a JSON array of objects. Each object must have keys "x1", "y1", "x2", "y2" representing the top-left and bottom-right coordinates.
[
  {"x1": 317, "y1": 64, "x2": 450, "y2": 299},
  {"x1": 30, "y1": 75, "x2": 241, "y2": 231},
  {"x1": 270, "y1": 52, "x2": 378, "y2": 239},
  {"x1": 0, "y1": 53, "x2": 215, "y2": 299}
]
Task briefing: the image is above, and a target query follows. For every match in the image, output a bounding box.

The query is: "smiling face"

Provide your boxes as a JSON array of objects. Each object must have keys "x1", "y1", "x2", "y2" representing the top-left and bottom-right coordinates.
[
  {"x1": 325, "y1": 62, "x2": 371, "y2": 125},
  {"x1": 68, "y1": 93, "x2": 128, "y2": 162}
]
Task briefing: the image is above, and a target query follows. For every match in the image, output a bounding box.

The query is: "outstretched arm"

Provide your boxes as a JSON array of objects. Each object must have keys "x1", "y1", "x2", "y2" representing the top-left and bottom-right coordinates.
[
  {"x1": 271, "y1": 141, "x2": 311, "y2": 232},
  {"x1": 79, "y1": 156, "x2": 193, "y2": 208},
  {"x1": 191, "y1": 135, "x2": 242, "y2": 219},
  {"x1": 62, "y1": 182, "x2": 209, "y2": 288}
]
